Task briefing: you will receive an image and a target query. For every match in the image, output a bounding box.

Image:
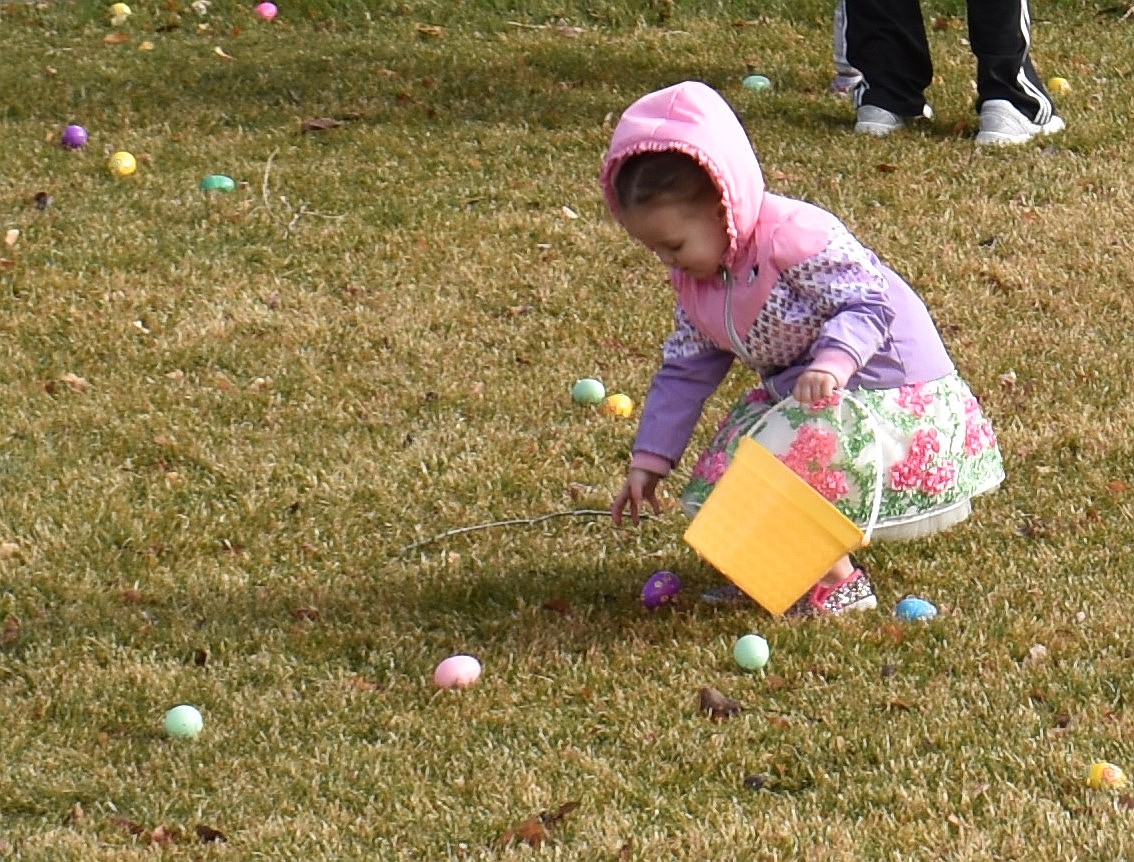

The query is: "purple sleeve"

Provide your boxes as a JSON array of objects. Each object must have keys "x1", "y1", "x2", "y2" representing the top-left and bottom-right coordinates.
[{"x1": 631, "y1": 307, "x2": 734, "y2": 473}]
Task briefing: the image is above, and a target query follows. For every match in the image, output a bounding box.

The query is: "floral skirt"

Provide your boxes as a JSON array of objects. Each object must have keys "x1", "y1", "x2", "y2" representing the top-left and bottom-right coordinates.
[{"x1": 681, "y1": 374, "x2": 1005, "y2": 541}]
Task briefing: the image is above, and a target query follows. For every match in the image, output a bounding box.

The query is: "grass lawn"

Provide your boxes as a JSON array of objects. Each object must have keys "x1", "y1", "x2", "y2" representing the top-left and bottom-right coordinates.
[{"x1": 1, "y1": 0, "x2": 1133, "y2": 858}]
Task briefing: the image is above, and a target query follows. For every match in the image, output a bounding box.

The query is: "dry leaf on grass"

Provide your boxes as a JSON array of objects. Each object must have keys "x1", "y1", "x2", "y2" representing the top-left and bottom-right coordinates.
[
  {"x1": 414, "y1": 22, "x2": 445, "y2": 38},
  {"x1": 59, "y1": 373, "x2": 89, "y2": 392},
  {"x1": 1, "y1": 616, "x2": 21, "y2": 645},
  {"x1": 104, "y1": 32, "x2": 130, "y2": 45},
  {"x1": 497, "y1": 801, "x2": 579, "y2": 848},
  {"x1": 699, "y1": 686, "x2": 743, "y2": 720},
  {"x1": 541, "y1": 598, "x2": 574, "y2": 616},
  {"x1": 4, "y1": 229, "x2": 18, "y2": 247},
  {"x1": 195, "y1": 824, "x2": 227, "y2": 843},
  {"x1": 214, "y1": 46, "x2": 235, "y2": 60},
  {"x1": 301, "y1": 117, "x2": 344, "y2": 133}
]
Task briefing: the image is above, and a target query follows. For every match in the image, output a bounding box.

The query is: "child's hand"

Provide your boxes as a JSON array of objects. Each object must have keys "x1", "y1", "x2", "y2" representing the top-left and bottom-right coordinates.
[
  {"x1": 612, "y1": 467, "x2": 663, "y2": 526},
  {"x1": 792, "y1": 369, "x2": 838, "y2": 404}
]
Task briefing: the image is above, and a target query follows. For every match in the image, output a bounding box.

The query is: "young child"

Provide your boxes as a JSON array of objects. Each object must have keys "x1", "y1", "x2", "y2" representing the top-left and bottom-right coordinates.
[{"x1": 600, "y1": 81, "x2": 1004, "y2": 616}]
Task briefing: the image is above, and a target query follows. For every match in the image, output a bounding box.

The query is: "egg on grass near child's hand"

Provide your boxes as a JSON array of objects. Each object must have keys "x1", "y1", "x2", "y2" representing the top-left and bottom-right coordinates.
[{"x1": 641, "y1": 570, "x2": 682, "y2": 608}]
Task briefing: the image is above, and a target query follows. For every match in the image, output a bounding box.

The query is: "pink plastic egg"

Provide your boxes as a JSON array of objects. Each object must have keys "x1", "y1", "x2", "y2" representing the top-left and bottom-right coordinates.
[
  {"x1": 641, "y1": 569, "x2": 682, "y2": 609},
  {"x1": 433, "y1": 654, "x2": 481, "y2": 689},
  {"x1": 254, "y1": 1, "x2": 277, "y2": 20}
]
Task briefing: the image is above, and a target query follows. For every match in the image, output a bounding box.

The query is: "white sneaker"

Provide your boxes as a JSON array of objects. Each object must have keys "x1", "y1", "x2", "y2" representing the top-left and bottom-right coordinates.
[
  {"x1": 854, "y1": 103, "x2": 932, "y2": 137},
  {"x1": 976, "y1": 99, "x2": 1066, "y2": 145}
]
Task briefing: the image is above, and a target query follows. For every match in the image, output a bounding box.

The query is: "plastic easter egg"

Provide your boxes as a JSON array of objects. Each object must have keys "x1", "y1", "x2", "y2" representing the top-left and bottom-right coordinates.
[
  {"x1": 254, "y1": 1, "x2": 278, "y2": 20},
  {"x1": 571, "y1": 377, "x2": 605, "y2": 406},
  {"x1": 601, "y1": 393, "x2": 634, "y2": 418},
  {"x1": 641, "y1": 570, "x2": 682, "y2": 609},
  {"x1": 200, "y1": 174, "x2": 236, "y2": 192},
  {"x1": 108, "y1": 151, "x2": 136, "y2": 177},
  {"x1": 742, "y1": 74, "x2": 772, "y2": 91},
  {"x1": 110, "y1": 2, "x2": 131, "y2": 21},
  {"x1": 1047, "y1": 76, "x2": 1070, "y2": 95},
  {"x1": 61, "y1": 124, "x2": 88, "y2": 149},
  {"x1": 433, "y1": 654, "x2": 481, "y2": 690},
  {"x1": 733, "y1": 633, "x2": 770, "y2": 670},
  {"x1": 163, "y1": 704, "x2": 203, "y2": 739},
  {"x1": 894, "y1": 596, "x2": 938, "y2": 621},
  {"x1": 1086, "y1": 761, "x2": 1127, "y2": 790}
]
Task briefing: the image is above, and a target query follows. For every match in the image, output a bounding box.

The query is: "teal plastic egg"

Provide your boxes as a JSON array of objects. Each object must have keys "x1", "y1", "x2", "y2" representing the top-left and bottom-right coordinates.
[
  {"x1": 894, "y1": 596, "x2": 938, "y2": 621},
  {"x1": 733, "y1": 633, "x2": 770, "y2": 670},
  {"x1": 742, "y1": 75, "x2": 772, "y2": 91},
  {"x1": 571, "y1": 377, "x2": 605, "y2": 405},
  {"x1": 200, "y1": 174, "x2": 236, "y2": 192},
  {"x1": 163, "y1": 704, "x2": 204, "y2": 739}
]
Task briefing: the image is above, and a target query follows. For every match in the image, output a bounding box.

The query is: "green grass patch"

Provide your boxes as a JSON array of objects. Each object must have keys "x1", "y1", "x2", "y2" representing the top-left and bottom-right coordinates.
[{"x1": 1, "y1": 1, "x2": 1133, "y2": 858}]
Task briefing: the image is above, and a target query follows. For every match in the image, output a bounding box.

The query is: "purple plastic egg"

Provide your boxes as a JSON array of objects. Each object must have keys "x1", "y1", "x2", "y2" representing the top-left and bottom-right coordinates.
[
  {"x1": 641, "y1": 570, "x2": 682, "y2": 609},
  {"x1": 61, "y1": 124, "x2": 88, "y2": 149}
]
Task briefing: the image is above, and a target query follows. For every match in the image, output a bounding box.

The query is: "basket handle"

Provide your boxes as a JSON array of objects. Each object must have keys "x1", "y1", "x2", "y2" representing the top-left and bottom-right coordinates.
[{"x1": 746, "y1": 391, "x2": 885, "y2": 544}]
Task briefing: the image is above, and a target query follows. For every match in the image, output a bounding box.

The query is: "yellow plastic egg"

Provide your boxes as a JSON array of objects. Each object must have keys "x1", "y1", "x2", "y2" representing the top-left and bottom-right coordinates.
[
  {"x1": 1047, "y1": 76, "x2": 1070, "y2": 95},
  {"x1": 1086, "y1": 761, "x2": 1127, "y2": 790},
  {"x1": 108, "y1": 151, "x2": 136, "y2": 177},
  {"x1": 602, "y1": 393, "x2": 634, "y2": 418}
]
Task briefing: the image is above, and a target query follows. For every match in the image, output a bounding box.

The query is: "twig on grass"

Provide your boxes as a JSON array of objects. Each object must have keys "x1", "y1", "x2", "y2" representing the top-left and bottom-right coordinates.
[
  {"x1": 399, "y1": 508, "x2": 652, "y2": 554},
  {"x1": 260, "y1": 147, "x2": 345, "y2": 235}
]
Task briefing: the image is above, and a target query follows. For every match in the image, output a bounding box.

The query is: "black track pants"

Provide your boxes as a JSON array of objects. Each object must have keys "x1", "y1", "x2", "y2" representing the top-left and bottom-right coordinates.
[{"x1": 844, "y1": 0, "x2": 1055, "y2": 123}]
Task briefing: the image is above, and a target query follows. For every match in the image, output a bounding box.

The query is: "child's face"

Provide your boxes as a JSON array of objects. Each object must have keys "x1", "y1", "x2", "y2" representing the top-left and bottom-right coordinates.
[{"x1": 620, "y1": 197, "x2": 729, "y2": 280}]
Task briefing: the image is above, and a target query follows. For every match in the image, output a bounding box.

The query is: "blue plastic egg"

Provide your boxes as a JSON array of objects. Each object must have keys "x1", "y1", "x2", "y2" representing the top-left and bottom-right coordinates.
[{"x1": 894, "y1": 596, "x2": 938, "y2": 621}]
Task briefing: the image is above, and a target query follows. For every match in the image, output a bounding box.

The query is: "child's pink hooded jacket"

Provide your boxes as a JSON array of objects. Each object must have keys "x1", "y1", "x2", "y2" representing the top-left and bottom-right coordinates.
[{"x1": 600, "y1": 81, "x2": 955, "y2": 476}]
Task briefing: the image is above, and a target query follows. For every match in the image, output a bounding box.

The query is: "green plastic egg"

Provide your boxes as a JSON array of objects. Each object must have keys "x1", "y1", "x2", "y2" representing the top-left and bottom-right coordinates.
[
  {"x1": 742, "y1": 75, "x2": 773, "y2": 91},
  {"x1": 733, "y1": 633, "x2": 770, "y2": 670},
  {"x1": 200, "y1": 174, "x2": 236, "y2": 192},
  {"x1": 571, "y1": 377, "x2": 606, "y2": 406}
]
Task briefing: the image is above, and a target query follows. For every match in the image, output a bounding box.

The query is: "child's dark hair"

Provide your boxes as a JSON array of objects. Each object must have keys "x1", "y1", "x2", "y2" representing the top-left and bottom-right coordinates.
[{"x1": 614, "y1": 151, "x2": 720, "y2": 211}]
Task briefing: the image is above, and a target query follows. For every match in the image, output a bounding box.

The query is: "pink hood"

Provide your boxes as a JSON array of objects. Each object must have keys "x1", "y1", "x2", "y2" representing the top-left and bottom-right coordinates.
[
  {"x1": 601, "y1": 81, "x2": 833, "y2": 351},
  {"x1": 601, "y1": 80, "x2": 764, "y2": 271}
]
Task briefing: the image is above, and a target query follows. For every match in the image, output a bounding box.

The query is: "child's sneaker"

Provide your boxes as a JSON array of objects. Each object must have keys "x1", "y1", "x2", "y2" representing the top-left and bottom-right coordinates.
[
  {"x1": 786, "y1": 567, "x2": 878, "y2": 617},
  {"x1": 975, "y1": 99, "x2": 1066, "y2": 145}
]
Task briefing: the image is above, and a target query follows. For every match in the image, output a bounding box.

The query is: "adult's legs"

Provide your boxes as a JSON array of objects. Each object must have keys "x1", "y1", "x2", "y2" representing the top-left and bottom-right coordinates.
[
  {"x1": 844, "y1": 0, "x2": 933, "y2": 117},
  {"x1": 966, "y1": 0, "x2": 1057, "y2": 123}
]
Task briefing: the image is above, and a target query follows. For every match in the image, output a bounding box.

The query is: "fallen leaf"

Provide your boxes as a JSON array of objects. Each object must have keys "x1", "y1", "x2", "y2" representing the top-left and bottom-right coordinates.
[
  {"x1": 414, "y1": 22, "x2": 445, "y2": 37},
  {"x1": 104, "y1": 32, "x2": 130, "y2": 45},
  {"x1": 1118, "y1": 795, "x2": 1134, "y2": 810},
  {"x1": 150, "y1": 825, "x2": 175, "y2": 845},
  {"x1": 498, "y1": 801, "x2": 579, "y2": 848},
  {"x1": 561, "y1": 205, "x2": 579, "y2": 219},
  {"x1": 876, "y1": 163, "x2": 898, "y2": 173},
  {"x1": 743, "y1": 773, "x2": 769, "y2": 790},
  {"x1": 139, "y1": 40, "x2": 155, "y2": 51},
  {"x1": 60, "y1": 373, "x2": 89, "y2": 392},
  {"x1": 888, "y1": 698, "x2": 914, "y2": 711},
  {"x1": 1106, "y1": 479, "x2": 1129, "y2": 493},
  {"x1": 112, "y1": 817, "x2": 146, "y2": 836},
  {"x1": 121, "y1": 588, "x2": 143, "y2": 604},
  {"x1": 213, "y1": 46, "x2": 235, "y2": 60},
  {"x1": 4, "y1": 229, "x2": 18, "y2": 247},
  {"x1": 699, "y1": 686, "x2": 743, "y2": 720},
  {"x1": 1, "y1": 616, "x2": 20, "y2": 644},
  {"x1": 301, "y1": 117, "x2": 344, "y2": 133},
  {"x1": 764, "y1": 673, "x2": 788, "y2": 691},
  {"x1": 292, "y1": 607, "x2": 320, "y2": 621},
  {"x1": 542, "y1": 598, "x2": 574, "y2": 616},
  {"x1": 195, "y1": 824, "x2": 227, "y2": 843},
  {"x1": 0, "y1": 259, "x2": 15, "y2": 270}
]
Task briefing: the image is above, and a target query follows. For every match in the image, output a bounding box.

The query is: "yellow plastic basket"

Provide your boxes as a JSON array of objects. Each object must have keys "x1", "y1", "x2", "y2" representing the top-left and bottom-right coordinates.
[{"x1": 683, "y1": 393, "x2": 883, "y2": 616}]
